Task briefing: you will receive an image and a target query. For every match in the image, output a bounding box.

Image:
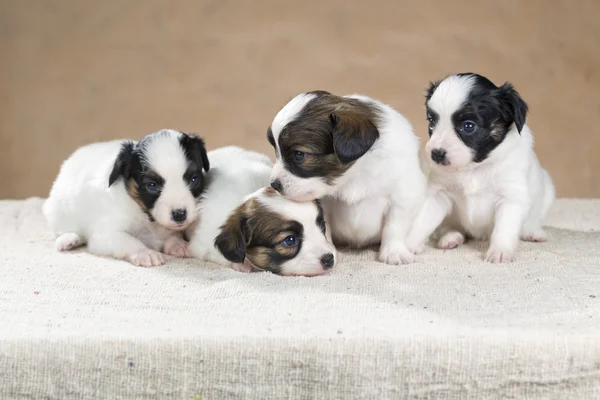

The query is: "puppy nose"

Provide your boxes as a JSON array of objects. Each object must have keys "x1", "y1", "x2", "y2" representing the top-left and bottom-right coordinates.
[
  {"x1": 320, "y1": 253, "x2": 335, "y2": 269},
  {"x1": 270, "y1": 179, "x2": 283, "y2": 193},
  {"x1": 431, "y1": 149, "x2": 447, "y2": 165},
  {"x1": 171, "y1": 209, "x2": 187, "y2": 223}
]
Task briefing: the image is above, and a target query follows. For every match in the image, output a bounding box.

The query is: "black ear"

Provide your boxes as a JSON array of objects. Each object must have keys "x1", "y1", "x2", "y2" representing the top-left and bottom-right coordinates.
[
  {"x1": 214, "y1": 206, "x2": 247, "y2": 263},
  {"x1": 329, "y1": 110, "x2": 380, "y2": 164},
  {"x1": 180, "y1": 133, "x2": 210, "y2": 172},
  {"x1": 425, "y1": 80, "x2": 440, "y2": 103},
  {"x1": 498, "y1": 83, "x2": 528, "y2": 134},
  {"x1": 108, "y1": 141, "x2": 135, "y2": 187}
]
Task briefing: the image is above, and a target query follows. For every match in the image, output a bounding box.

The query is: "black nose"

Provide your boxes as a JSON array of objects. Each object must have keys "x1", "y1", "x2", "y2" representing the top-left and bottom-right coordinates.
[
  {"x1": 270, "y1": 179, "x2": 283, "y2": 193},
  {"x1": 431, "y1": 149, "x2": 448, "y2": 165},
  {"x1": 320, "y1": 253, "x2": 335, "y2": 269},
  {"x1": 171, "y1": 209, "x2": 187, "y2": 223}
]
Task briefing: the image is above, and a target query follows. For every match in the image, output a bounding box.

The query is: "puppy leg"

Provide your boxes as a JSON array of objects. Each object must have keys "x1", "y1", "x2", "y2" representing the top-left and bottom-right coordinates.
[
  {"x1": 437, "y1": 230, "x2": 465, "y2": 249},
  {"x1": 163, "y1": 234, "x2": 193, "y2": 258},
  {"x1": 87, "y1": 232, "x2": 165, "y2": 267},
  {"x1": 379, "y1": 202, "x2": 417, "y2": 265},
  {"x1": 486, "y1": 201, "x2": 526, "y2": 263},
  {"x1": 406, "y1": 190, "x2": 452, "y2": 254},
  {"x1": 521, "y1": 170, "x2": 554, "y2": 243},
  {"x1": 55, "y1": 232, "x2": 85, "y2": 251}
]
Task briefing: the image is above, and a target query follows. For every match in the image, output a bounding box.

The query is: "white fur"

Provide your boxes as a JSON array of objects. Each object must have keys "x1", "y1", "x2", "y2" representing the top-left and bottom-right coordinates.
[
  {"x1": 270, "y1": 93, "x2": 427, "y2": 265},
  {"x1": 406, "y1": 77, "x2": 555, "y2": 263},
  {"x1": 186, "y1": 146, "x2": 336, "y2": 276},
  {"x1": 43, "y1": 129, "x2": 199, "y2": 267}
]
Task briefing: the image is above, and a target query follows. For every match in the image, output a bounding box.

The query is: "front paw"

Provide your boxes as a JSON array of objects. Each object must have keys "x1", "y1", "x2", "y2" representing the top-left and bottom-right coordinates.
[
  {"x1": 379, "y1": 245, "x2": 415, "y2": 265},
  {"x1": 126, "y1": 249, "x2": 165, "y2": 267},
  {"x1": 163, "y1": 237, "x2": 192, "y2": 258},
  {"x1": 484, "y1": 248, "x2": 514, "y2": 264},
  {"x1": 408, "y1": 243, "x2": 424, "y2": 255}
]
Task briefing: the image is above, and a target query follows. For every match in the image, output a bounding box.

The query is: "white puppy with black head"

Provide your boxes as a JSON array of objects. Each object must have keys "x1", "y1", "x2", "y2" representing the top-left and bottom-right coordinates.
[
  {"x1": 267, "y1": 90, "x2": 426, "y2": 265},
  {"x1": 406, "y1": 73, "x2": 555, "y2": 263},
  {"x1": 186, "y1": 146, "x2": 336, "y2": 276},
  {"x1": 43, "y1": 129, "x2": 210, "y2": 266}
]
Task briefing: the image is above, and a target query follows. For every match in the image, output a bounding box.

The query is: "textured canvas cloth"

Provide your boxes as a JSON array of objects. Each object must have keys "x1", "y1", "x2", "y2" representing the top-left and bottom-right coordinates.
[{"x1": 0, "y1": 198, "x2": 599, "y2": 399}]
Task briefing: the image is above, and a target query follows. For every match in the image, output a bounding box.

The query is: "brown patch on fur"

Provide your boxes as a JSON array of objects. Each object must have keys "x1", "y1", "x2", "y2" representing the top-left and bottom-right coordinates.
[
  {"x1": 126, "y1": 178, "x2": 147, "y2": 211},
  {"x1": 277, "y1": 91, "x2": 381, "y2": 183},
  {"x1": 490, "y1": 120, "x2": 505, "y2": 140},
  {"x1": 214, "y1": 197, "x2": 304, "y2": 275}
]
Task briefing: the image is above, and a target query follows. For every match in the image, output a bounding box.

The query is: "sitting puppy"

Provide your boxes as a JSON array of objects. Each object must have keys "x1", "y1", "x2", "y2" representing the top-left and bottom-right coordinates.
[
  {"x1": 266, "y1": 90, "x2": 426, "y2": 265},
  {"x1": 406, "y1": 73, "x2": 555, "y2": 263},
  {"x1": 186, "y1": 146, "x2": 336, "y2": 276},
  {"x1": 43, "y1": 129, "x2": 209, "y2": 267}
]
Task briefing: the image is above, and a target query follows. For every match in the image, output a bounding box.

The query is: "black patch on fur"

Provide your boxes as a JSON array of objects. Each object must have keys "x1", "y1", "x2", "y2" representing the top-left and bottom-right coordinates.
[
  {"x1": 179, "y1": 133, "x2": 210, "y2": 198},
  {"x1": 267, "y1": 127, "x2": 275, "y2": 148},
  {"x1": 427, "y1": 73, "x2": 529, "y2": 163},
  {"x1": 108, "y1": 141, "x2": 135, "y2": 187},
  {"x1": 314, "y1": 199, "x2": 326, "y2": 235}
]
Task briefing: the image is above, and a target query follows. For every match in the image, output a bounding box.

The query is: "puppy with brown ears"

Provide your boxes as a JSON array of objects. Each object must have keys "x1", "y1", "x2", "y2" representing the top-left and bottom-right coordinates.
[
  {"x1": 267, "y1": 91, "x2": 427, "y2": 265},
  {"x1": 186, "y1": 146, "x2": 337, "y2": 276}
]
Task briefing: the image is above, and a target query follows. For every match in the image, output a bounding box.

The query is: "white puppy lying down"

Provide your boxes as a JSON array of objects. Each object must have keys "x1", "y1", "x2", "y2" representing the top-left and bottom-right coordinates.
[
  {"x1": 186, "y1": 146, "x2": 336, "y2": 276},
  {"x1": 43, "y1": 129, "x2": 210, "y2": 267},
  {"x1": 406, "y1": 73, "x2": 555, "y2": 263}
]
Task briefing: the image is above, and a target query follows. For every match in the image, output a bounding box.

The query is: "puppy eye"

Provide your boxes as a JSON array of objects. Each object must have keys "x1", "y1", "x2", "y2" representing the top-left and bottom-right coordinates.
[
  {"x1": 426, "y1": 115, "x2": 434, "y2": 123},
  {"x1": 281, "y1": 235, "x2": 298, "y2": 248},
  {"x1": 461, "y1": 121, "x2": 476, "y2": 133},
  {"x1": 293, "y1": 151, "x2": 305, "y2": 162},
  {"x1": 189, "y1": 175, "x2": 199, "y2": 185},
  {"x1": 146, "y1": 181, "x2": 159, "y2": 193}
]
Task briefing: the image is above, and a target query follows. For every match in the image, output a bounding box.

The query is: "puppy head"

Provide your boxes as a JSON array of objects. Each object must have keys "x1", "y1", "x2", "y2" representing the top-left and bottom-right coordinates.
[
  {"x1": 267, "y1": 91, "x2": 380, "y2": 202},
  {"x1": 214, "y1": 187, "x2": 336, "y2": 276},
  {"x1": 108, "y1": 129, "x2": 210, "y2": 230},
  {"x1": 424, "y1": 73, "x2": 528, "y2": 170}
]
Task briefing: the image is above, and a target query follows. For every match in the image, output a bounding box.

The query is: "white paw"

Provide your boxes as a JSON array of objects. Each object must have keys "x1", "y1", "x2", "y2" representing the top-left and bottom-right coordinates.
[
  {"x1": 55, "y1": 233, "x2": 83, "y2": 252},
  {"x1": 484, "y1": 249, "x2": 514, "y2": 264},
  {"x1": 230, "y1": 260, "x2": 254, "y2": 273},
  {"x1": 437, "y1": 231, "x2": 465, "y2": 250},
  {"x1": 521, "y1": 229, "x2": 548, "y2": 243},
  {"x1": 408, "y1": 243, "x2": 425, "y2": 255},
  {"x1": 163, "y1": 238, "x2": 192, "y2": 258},
  {"x1": 379, "y1": 245, "x2": 415, "y2": 265},
  {"x1": 126, "y1": 249, "x2": 165, "y2": 267}
]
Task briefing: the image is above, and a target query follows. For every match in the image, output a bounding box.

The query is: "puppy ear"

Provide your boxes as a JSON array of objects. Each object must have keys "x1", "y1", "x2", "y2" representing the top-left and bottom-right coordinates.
[
  {"x1": 498, "y1": 83, "x2": 528, "y2": 134},
  {"x1": 425, "y1": 80, "x2": 440, "y2": 102},
  {"x1": 214, "y1": 205, "x2": 248, "y2": 263},
  {"x1": 180, "y1": 133, "x2": 210, "y2": 172},
  {"x1": 108, "y1": 141, "x2": 135, "y2": 187},
  {"x1": 329, "y1": 110, "x2": 380, "y2": 164}
]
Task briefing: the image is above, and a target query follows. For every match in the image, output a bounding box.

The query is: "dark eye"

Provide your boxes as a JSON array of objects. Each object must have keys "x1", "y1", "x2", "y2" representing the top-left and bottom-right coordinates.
[
  {"x1": 461, "y1": 121, "x2": 476, "y2": 133},
  {"x1": 294, "y1": 151, "x2": 305, "y2": 162},
  {"x1": 189, "y1": 175, "x2": 199, "y2": 185},
  {"x1": 281, "y1": 235, "x2": 298, "y2": 248},
  {"x1": 427, "y1": 115, "x2": 434, "y2": 123},
  {"x1": 146, "y1": 181, "x2": 158, "y2": 194}
]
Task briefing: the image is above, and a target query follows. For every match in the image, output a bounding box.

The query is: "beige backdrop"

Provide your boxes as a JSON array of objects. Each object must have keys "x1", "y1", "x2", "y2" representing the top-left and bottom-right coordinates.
[{"x1": 1, "y1": 0, "x2": 599, "y2": 199}]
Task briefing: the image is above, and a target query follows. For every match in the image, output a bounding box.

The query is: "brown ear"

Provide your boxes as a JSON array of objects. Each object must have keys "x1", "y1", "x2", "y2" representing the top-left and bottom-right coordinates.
[
  {"x1": 214, "y1": 204, "x2": 248, "y2": 263},
  {"x1": 330, "y1": 110, "x2": 379, "y2": 164}
]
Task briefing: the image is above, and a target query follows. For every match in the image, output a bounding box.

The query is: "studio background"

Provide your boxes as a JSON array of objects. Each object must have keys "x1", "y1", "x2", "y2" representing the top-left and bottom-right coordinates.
[{"x1": 1, "y1": 0, "x2": 599, "y2": 199}]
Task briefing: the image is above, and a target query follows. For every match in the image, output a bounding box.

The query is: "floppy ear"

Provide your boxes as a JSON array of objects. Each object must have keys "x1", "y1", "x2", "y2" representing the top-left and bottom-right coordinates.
[
  {"x1": 498, "y1": 83, "x2": 528, "y2": 134},
  {"x1": 329, "y1": 110, "x2": 380, "y2": 164},
  {"x1": 108, "y1": 141, "x2": 135, "y2": 187},
  {"x1": 214, "y1": 205, "x2": 248, "y2": 263},
  {"x1": 180, "y1": 133, "x2": 210, "y2": 172}
]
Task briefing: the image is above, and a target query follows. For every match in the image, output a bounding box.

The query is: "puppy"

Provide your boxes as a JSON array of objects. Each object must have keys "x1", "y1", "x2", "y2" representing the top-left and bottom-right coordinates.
[
  {"x1": 266, "y1": 90, "x2": 426, "y2": 265},
  {"x1": 406, "y1": 73, "x2": 555, "y2": 263},
  {"x1": 186, "y1": 146, "x2": 336, "y2": 276},
  {"x1": 43, "y1": 129, "x2": 209, "y2": 267}
]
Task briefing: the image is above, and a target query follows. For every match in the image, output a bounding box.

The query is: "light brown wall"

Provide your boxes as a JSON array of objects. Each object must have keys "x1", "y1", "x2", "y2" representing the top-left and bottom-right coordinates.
[{"x1": 1, "y1": 0, "x2": 599, "y2": 199}]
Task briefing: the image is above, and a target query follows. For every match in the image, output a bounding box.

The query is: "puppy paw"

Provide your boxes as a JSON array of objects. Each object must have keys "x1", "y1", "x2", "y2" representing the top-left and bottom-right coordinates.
[
  {"x1": 55, "y1": 233, "x2": 84, "y2": 252},
  {"x1": 230, "y1": 261, "x2": 254, "y2": 273},
  {"x1": 437, "y1": 231, "x2": 465, "y2": 250},
  {"x1": 126, "y1": 249, "x2": 165, "y2": 267},
  {"x1": 163, "y1": 236, "x2": 192, "y2": 258},
  {"x1": 521, "y1": 229, "x2": 548, "y2": 243},
  {"x1": 408, "y1": 243, "x2": 425, "y2": 255},
  {"x1": 379, "y1": 245, "x2": 415, "y2": 265},
  {"x1": 484, "y1": 249, "x2": 514, "y2": 264}
]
